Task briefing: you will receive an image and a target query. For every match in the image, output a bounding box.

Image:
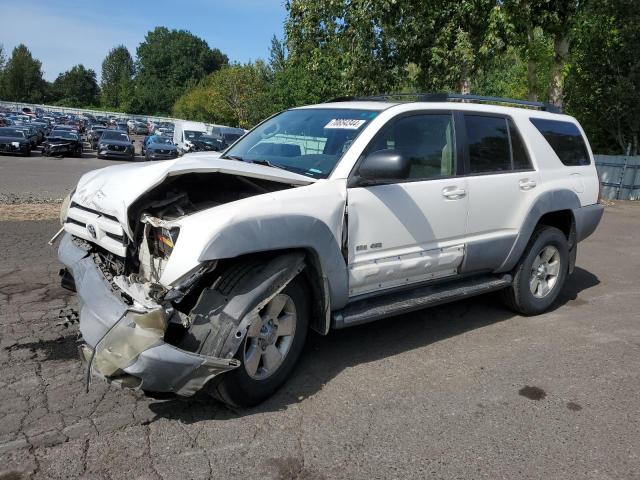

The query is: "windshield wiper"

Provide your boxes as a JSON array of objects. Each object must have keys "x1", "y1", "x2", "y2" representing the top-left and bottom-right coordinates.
[
  {"x1": 221, "y1": 154, "x2": 244, "y2": 161},
  {"x1": 249, "y1": 159, "x2": 288, "y2": 171}
]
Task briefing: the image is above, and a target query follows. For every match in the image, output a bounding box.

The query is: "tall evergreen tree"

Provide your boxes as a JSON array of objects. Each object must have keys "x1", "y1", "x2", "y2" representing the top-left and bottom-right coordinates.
[
  {"x1": 101, "y1": 46, "x2": 135, "y2": 110},
  {"x1": 0, "y1": 44, "x2": 47, "y2": 102}
]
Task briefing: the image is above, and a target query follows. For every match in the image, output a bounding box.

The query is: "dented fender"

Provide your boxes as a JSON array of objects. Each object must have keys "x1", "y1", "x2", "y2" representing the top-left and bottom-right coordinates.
[{"x1": 178, "y1": 252, "x2": 306, "y2": 360}]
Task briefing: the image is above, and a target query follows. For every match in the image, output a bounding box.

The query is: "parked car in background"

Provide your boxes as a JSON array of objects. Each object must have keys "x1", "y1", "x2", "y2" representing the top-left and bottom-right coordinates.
[
  {"x1": 143, "y1": 135, "x2": 178, "y2": 161},
  {"x1": 87, "y1": 125, "x2": 106, "y2": 146},
  {"x1": 42, "y1": 130, "x2": 83, "y2": 158},
  {"x1": 15, "y1": 125, "x2": 39, "y2": 148},
  {"x1": 189, "y1": 134, "x2": 227, "y2": 152},
  {"x1": 132, "y1": 122, "x2": 149, "y2": 135},
  {"x1": 0, "y1": 127, "x2": 31, "y2": 156},
  {"x1": 96, "y1": 130, "x2": 135, "y2": 161},
  {"x1": 209, "y1": 125, "x2": 245, "y2": 146},
  {"x1": 173, "y1": 120, "x2": 207, "y2": 153}
]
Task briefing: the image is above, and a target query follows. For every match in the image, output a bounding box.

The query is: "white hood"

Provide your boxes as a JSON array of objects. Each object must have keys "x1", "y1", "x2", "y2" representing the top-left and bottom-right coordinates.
[{"x1": 72, "y1": 153, "x2": 316, "y2": 232}]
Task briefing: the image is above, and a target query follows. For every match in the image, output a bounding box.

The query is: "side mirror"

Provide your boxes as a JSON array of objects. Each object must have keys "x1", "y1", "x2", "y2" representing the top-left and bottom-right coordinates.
[{"x1": 352, "y1": 149, "x2": 411, "y2": 186}]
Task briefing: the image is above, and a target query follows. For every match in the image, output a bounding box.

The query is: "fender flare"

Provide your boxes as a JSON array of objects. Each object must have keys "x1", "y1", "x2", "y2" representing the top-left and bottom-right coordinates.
[
  {"x1": 199, "y1": 214, "x2": 349, "y2": 310},
  {"x1": 497, "y1": 189, "x2": 581, "y2": 273}
]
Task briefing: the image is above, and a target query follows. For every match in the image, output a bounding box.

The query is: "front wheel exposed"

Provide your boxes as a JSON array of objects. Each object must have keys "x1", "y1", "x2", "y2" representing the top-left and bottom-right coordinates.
[
  {"x1": 210, "y1": 276, "x2": 309, "y2": 408},
  {"x1": 501, "y1": 226, "x2": 569, "y2": 315}
]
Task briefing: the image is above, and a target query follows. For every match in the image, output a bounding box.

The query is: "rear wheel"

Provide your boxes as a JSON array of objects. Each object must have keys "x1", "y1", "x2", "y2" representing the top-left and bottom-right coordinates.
[{"x1": 501, "y1": 226, "x2": 569, "y2": 315}]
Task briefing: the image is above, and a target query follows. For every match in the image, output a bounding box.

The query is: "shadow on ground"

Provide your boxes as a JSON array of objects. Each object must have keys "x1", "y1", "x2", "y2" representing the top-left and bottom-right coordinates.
[{"x1": 146, "y1": 267, "x2": 600, "y2": 422}]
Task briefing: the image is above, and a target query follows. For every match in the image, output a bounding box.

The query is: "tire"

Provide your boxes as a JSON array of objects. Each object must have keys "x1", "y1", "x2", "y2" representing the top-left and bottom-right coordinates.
[
  {"x1": 205, "y1": 269, "x2": 309, "y2": 408},
  {"x1": 501, "y1": 226, "x2": 569, "y2": 315}
]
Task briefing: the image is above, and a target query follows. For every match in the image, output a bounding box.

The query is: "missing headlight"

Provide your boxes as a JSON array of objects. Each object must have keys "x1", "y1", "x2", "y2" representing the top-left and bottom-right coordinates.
[{"x1": 148, "y1": 226, "x2": 180, "y2": 259}]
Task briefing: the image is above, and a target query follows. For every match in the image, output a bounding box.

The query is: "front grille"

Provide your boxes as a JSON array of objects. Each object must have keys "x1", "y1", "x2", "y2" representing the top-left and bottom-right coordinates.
[
  {"x1": 66, "y1": 217, "x2": 86, "y2": 228},
  {"x1": 70, "y1": 202, "x2": 118, "y2": 222},
  {"x1": 108, "y1": 144, "x2": 125, "y2": 151},
  {"x1": 106, "y1": 231, "x2": 126, "y2": 244}
]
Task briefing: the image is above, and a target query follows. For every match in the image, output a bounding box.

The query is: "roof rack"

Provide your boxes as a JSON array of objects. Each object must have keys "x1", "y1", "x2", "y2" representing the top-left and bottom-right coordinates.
[{"x1": 326, "y1": 92, "x2": 561, "y2": 113}]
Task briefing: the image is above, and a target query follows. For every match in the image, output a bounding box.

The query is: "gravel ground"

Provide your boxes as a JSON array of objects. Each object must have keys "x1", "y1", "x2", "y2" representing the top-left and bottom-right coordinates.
[{"x1": 0, "y1": 202, "x2": 639, "y2": 479}]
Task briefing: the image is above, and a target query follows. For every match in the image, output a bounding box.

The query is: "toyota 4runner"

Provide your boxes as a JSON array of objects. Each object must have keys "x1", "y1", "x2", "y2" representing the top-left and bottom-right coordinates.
[{"x1": 56, "y1": 94, "x2": 604, "y2": 407}]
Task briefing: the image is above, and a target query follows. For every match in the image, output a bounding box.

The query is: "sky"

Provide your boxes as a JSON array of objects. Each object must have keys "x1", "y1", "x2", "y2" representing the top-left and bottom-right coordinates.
[{"x1": 0, "y1": 0, "x2": 287, "y2": 82}]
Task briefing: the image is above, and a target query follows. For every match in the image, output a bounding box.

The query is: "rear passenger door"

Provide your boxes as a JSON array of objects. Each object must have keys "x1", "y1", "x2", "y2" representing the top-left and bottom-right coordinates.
[{"x1": 461, "y1": 113, "x2": 540, "y2": 273}]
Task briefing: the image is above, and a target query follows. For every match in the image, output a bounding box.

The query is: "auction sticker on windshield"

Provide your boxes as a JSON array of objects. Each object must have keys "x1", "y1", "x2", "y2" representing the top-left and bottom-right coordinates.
[{"x1": 324, "y1": 119, "x2": 367, "y2": 129}]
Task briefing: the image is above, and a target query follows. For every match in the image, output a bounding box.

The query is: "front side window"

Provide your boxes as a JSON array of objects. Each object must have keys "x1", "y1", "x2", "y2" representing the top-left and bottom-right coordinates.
[
  {"x1": 223, "y1": 108, "x2": 378, "y2": 179},
  {"x1": 530, "y1": 118, "x2": 590, "y2": 166},
  {"x1": 366, "y1": 114, "x2": 457, "y2": 180}
]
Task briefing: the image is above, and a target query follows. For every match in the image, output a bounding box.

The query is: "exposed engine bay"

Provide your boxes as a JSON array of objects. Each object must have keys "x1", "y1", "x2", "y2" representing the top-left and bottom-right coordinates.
[{"x1": 90, "y1": 172, "x2": 295, "y2": 292}]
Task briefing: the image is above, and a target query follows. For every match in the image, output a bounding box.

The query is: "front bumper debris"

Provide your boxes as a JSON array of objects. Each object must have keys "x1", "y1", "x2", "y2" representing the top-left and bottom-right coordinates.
[{"x1": 58, "y1": 233, "x2": 239, "y2": 396}]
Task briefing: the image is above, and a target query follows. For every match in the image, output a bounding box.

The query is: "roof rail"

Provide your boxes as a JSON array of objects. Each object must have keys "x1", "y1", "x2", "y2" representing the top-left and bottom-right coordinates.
[{"x1": 326, "y1": 92, "x2": 561, "y2": 113}]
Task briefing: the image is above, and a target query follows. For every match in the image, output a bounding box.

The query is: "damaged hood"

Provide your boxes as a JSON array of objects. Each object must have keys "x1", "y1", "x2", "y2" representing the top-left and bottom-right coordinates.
[{"x1": 72, "y1": 153, "x2": 316, "y2": 233}]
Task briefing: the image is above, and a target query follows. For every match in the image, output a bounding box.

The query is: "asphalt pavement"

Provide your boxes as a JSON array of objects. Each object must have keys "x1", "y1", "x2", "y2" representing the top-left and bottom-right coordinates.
[
  {"x1": 0, "y1": 136, "x2": 142, "y2": 203},
  {"x1": 0, "y1": 158, "x2": 639, "y2": 479}
]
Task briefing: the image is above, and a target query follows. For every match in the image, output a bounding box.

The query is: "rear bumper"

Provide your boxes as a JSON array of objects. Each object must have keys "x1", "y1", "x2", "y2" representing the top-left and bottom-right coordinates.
[
  {"x1": 573, "y1": 203, "x2": 605, "y2": 242},
  {"x1": 58, "y1": 234, "x2": 238, "y2": 396}
]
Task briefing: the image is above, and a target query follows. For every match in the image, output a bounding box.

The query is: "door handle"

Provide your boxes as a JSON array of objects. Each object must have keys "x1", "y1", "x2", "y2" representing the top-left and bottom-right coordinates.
[
  {"x1": 519, "y1": 178, "x2": 537, "y2": 191},
  {"x1": 442, "y1": 186, "x2": 467, "y2": 200}
]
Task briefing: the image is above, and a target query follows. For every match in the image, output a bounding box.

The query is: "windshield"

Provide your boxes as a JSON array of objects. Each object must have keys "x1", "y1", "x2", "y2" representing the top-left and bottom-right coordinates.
[
  {"x1": 0, "y1": 128, "x2": 25, "y2": 138},
  {"x1": 101, "y1": 131, "x2": 129, "y2": 141},
  {"x1": 223, "y1": 108, "x2": 378, "y2": 179},
  {"x1": 50, "y1": 131, "x2": 78, "y2": 140},
  {"x1": 185, "y1": 130, "x2": 205, "y2": 141},
  {"x1": 150, "y1": 136, "x2": 172, "y2": 145}
]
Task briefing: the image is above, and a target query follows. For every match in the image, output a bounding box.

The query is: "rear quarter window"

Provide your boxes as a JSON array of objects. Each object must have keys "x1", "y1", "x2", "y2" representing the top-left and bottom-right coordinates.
[{"x1": 530, "y1": 118, "x2": 590, "y2": 166}]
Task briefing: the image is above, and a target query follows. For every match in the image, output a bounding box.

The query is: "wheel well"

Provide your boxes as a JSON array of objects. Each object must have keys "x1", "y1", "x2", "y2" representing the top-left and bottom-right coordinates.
[
  {"x1": 212, "y1": 248, "x2": 327, "y2": 335},
  {"x1": 536, "y1": 210, "x2": 575, "y2": 241}
]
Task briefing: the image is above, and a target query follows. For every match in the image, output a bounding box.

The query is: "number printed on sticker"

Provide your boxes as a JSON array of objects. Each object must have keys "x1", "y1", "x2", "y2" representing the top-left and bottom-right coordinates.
[{"x1": 324, "y1": 119, "x2": 367, "y2": 130}]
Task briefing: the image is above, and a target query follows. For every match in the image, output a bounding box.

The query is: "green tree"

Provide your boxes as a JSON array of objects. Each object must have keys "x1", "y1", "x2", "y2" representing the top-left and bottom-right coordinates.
[
  {"x1": 0, "y1": 44, "x2": 48, "y2": 102},
  {"x1": 399, "y1": 0, "x2": 508, "y2": 94},
  {"x1": 173, "y1": 62, "x2": 273, "y2": 129},
  {"x1": 133, "y1": 27, "x2": 228, "y2": 115},
  {"x1": 52, "y1": 64, "x2": 100, "y2": 107},
  {"x1": 504, "y1": 0, "x2": 581, "y2": 107},
  {"x1": 0, "y1": 44, "x2": 6, "y2": 71},
  {"x1": 100, "y1": 46, "x2": 135, "y2": 110},
  {"x1": 566, "y1": 0, "x2": 640, "y2": 154}
]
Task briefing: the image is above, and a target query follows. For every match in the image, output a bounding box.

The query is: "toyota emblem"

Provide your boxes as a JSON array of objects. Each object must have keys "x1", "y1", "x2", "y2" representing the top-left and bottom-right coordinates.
[{"x1": 87, "y1": 224, "x2": 97, "y2": 239}]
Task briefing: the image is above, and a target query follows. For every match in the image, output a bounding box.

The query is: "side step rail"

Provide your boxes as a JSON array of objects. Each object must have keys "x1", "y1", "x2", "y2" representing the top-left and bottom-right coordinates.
[{"x1": 332, "y1": 274, "x2": 512, "y2": 329}]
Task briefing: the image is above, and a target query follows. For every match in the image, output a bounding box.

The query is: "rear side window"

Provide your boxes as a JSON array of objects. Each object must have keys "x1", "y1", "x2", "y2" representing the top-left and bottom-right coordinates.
[
  {"x1": 465, "y1": 115, "x2": 511, "y2": 173},
  {"x1": 530, "y1": 118, "x2": 590, "y2": 166}
]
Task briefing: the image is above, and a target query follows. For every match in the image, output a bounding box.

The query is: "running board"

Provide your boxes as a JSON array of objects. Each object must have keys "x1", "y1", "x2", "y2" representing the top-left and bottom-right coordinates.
[{"x1": 332, "y1": 274, "x2": 512, "y2": 329}]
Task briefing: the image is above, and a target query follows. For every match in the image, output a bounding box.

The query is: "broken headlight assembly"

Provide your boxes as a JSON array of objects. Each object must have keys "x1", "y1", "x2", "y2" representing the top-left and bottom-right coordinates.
[{"x1": 148, "y1": 226, "x2": 180, "y2": 259}]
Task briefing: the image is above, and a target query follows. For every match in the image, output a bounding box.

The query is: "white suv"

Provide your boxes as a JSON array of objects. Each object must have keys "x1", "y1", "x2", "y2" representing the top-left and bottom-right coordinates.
[{"x1": 57, "y1": 94, "x2": 603, "y2": 407}]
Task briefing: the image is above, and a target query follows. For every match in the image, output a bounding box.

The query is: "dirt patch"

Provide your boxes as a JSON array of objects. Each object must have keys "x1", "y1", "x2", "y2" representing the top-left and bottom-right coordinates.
[
  {"x1": 0, "y1": 203, "x2": 61, "y2": 221},
  {"x1": 566, "y1": 402, "x2": 583, "y2": 411},
  {"x1": 5, "y1": 335, "x2": 80, "y2": 362}
]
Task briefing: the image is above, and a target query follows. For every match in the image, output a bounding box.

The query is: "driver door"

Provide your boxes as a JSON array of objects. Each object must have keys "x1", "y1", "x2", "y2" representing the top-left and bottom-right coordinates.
[{"x1": 347, "y1": 112, "x2": 469, "y2": 297}]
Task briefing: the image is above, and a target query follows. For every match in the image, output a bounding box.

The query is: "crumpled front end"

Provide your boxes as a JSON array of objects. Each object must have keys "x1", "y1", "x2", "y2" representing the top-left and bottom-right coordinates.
[{"x1": 59, "y1": 233, "x2": 239, "y2": 396}]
